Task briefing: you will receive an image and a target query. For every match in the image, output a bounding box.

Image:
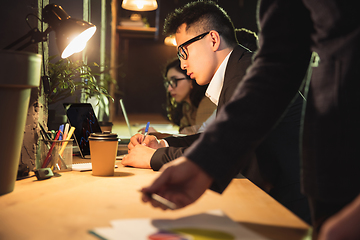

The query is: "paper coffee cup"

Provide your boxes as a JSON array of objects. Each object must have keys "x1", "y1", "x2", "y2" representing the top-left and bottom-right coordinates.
[{"x1": 88, "y1": 132, "x2": 118, "y2": 176}]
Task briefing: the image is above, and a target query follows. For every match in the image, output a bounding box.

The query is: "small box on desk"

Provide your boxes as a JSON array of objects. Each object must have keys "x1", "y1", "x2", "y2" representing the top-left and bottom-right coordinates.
[{"x1": 38, "y1": 139, "x2": 73, "y2": 171}]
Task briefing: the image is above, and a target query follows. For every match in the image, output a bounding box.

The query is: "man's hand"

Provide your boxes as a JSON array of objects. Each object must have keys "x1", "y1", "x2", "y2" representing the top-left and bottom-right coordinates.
[
  {"x1": 318, "y1": 194, "x2": 360, "y2": 240},
  {"x1": 121, "y1": 145, "x2": 156, "y2": 169},
  {"x1": 128, "y1": 133, "x2": 164, "y2": 152},
  {"x1": 140, "y1": 157, "x2": 213, "y2": 210}
]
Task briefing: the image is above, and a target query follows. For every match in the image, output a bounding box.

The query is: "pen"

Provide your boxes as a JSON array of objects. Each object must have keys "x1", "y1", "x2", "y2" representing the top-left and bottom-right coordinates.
[
  {"x1": 62, "y1": 123, "x2": 69, "y2": 148},
  {"x1": 142, "y1": 122, "x2": 150, "y2": 143},
  {"x1": 58, "y1": 124, "x2": 64, "y2": 140},
  {"x1": 139, "y1": 190, "x2": 177, "y2": 210},
  {"x1": 42, "y1": 130, "x2": 61, "y2": 168},
  {"x1": 39, "y1": 129, "x2": 49, "y2": 142},
  {"x1": 59, "y1": 126, "x2": 75, "y2": 156},
  {"x1": 63, "y1": 123, "x2": 69, "y2": 141},
  {"x1": 39, "y1": 123, "x2": 51, "y2": 140}
]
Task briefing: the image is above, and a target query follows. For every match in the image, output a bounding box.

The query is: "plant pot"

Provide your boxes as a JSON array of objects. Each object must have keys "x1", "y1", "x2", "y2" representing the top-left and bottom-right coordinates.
[{"x1": 0, "y1": 50, "x2": 41, "y2": 195}]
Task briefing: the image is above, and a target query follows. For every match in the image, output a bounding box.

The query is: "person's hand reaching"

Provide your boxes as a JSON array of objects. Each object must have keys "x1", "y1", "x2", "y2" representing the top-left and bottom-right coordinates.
[{"x1": 140, "y1": 157, "x2": 213, "y2": 210}]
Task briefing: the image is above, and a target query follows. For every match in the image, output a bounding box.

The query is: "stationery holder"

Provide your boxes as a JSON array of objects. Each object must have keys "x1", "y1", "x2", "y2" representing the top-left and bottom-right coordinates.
[{"x1": 38, "y1": 139, "x2": 73, "y2": 172}]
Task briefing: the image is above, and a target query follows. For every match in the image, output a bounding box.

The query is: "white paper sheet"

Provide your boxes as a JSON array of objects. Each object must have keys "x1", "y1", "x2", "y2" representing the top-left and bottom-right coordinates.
[{"x1": 90, "y1": 210, "x2": 268, "y2": 240}]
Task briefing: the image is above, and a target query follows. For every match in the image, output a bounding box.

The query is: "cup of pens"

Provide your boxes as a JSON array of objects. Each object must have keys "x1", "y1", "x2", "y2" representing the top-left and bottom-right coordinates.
[
  {"x1": 38, "y1": 123, "x2": 75, "y2": 172},
  {"x1": 39, "y1": 139, "x2": 73, "y2": 171}
]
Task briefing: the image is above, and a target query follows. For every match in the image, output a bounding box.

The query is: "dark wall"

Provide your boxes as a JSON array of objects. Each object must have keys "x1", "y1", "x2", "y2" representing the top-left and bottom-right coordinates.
[
  {"x1": 117, "y1": 0, "x2": 258, "y2": 116},
  {"x1": 1, "y1": 1, "x2": 39, "y2": 52},
  {"x1": 2, "y1": 0, "x2": 258, "y2": 117},
  {"x1": 1, "y1": 0, "x2": 45, "y2": 170}
]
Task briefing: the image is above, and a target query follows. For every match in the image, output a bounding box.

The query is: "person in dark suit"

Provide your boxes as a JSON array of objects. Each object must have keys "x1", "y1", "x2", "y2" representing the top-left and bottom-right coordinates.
[
  {"x1": 122, "y1": 30, "x2": 254, "y2": 170},
  {"x1": 141, "y1": 0, "x2": 360, "y2": 238},
  {"x1": 123, "y1": 1, "x2": 311, "y2": 223},
  {"x1": 149, "y1": 44, "x2": 254, "y2": 170}
]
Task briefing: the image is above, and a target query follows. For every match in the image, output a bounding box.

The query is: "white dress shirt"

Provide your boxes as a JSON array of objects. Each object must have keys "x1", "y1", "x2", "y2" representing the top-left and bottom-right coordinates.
[
  {"x1": 161, "y1": 51, "x2": 233, "y2": 146},
  {"x1": 205, "y1": 51, "x2": 232, "y2": 106}
]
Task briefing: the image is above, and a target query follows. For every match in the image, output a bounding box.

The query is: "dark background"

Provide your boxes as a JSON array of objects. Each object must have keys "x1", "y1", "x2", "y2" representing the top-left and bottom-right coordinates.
[
  {"x1": 115, "y1": 0, "x2": 258, "y2": 117},
  {"x1": 1, "y1": 0, "x2": 258, "y2": 117}
]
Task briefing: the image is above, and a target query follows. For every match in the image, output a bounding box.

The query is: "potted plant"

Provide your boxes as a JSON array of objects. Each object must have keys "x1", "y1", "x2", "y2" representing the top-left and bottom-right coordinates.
[
  {"x1": 47, "y1": 55, "x2": 114, "y2": 105},
  {"x1": 46, "y1": 56, "x2": 117, "y2": 129}
]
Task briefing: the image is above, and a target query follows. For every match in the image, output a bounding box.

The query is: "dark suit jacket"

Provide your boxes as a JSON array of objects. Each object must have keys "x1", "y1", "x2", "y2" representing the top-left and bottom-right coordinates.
[
  {"x1": 184, "y1": 0, "x2": 360, "y2": 210},
  {"x1": 150, "y1": 45, "x2": 253, "y2": 170},
  {"x1": 151, "y1": 44, "x2": 310, "y2": 222}
]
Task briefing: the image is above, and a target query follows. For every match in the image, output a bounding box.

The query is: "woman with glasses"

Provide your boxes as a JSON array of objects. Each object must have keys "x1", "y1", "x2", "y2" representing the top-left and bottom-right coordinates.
[
  {"x1": 163, "y1": 58, "x2": 215, "y2": 134},
  {"x1": 140, "y1": 58, "x2": 216, "y2": 135}
]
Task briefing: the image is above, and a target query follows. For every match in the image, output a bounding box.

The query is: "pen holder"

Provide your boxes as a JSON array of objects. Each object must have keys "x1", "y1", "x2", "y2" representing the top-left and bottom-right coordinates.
[{"x1": 38, "y1": 139, "x2": 73, "y2": 172}]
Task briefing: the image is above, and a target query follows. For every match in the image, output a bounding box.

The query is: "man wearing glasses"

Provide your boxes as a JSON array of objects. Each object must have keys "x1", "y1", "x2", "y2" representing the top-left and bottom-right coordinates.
[
  {"x1": 123, "y1": 0, "x2": 310, "y2": 223},
  {"x1": 139, "y1": 0, "x2": 360, "y2": 238}
]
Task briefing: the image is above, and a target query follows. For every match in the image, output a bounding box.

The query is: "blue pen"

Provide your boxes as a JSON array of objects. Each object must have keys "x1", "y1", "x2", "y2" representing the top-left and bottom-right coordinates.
[
  {"x1": 58, "y1": 124, "x2": 64, "y2": 140},
  {"x1": 142, "y1": 122, "x2": 150, "y2": 143}
]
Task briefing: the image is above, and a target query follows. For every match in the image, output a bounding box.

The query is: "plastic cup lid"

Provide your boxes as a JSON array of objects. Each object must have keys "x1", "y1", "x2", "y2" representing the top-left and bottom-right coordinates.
[{"x1": 88, "y1": 132, "x2": 118, "y2": 141}]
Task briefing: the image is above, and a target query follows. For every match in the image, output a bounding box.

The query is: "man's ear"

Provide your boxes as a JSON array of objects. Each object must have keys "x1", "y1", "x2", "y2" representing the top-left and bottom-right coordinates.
[{"x1": 209, "y1": 30, "x2": 221, "y2": 51}]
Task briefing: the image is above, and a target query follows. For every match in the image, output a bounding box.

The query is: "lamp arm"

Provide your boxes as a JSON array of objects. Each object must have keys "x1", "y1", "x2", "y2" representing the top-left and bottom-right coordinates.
[{"x1": 3, "y1": 27, "x2": 50, "y2": 51}]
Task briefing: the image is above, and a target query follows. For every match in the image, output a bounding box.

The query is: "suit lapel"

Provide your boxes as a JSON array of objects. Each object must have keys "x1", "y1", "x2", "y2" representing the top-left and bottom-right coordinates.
[{"x1": 217, "y1": 45, "x2": 251, "y2": 111}]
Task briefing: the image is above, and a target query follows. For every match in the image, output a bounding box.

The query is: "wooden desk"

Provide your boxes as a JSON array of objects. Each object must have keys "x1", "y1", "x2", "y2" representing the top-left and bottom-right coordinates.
[
  {"x1": 111, "y1": 113, "x2": 179, "y2": 139},
  {"x1": 0, "y1": 161, "x2": 309, "y2": 240}
]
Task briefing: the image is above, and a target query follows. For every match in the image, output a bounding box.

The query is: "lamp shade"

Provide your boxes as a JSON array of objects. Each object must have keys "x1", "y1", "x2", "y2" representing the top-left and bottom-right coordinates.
[
  {"x1": 55, "y1": 19, "x2": 96, "y2": 58},
  {"x1": 121, "y1": 0, "x2": 158, "y2": 11},
  {"x1": 42, "y1": 4, "x2": 96, "y2": 58}
]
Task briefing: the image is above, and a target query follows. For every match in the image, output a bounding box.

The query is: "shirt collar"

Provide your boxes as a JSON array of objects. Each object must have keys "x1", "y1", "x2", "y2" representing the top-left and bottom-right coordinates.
[{"x1": 205, "y1": 51, "x2": 232, "y2": 106}]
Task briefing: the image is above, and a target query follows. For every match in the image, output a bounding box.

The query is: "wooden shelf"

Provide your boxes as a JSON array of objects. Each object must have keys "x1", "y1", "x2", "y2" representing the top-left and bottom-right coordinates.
[{"x1": 117, "y1": 26, "x2": 157, "y2": 39}]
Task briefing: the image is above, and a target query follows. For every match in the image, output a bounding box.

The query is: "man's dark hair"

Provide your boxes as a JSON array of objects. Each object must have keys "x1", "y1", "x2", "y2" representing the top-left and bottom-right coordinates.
[{"x1": 164, "y1": 0, "x2": 237, "y2": 47}]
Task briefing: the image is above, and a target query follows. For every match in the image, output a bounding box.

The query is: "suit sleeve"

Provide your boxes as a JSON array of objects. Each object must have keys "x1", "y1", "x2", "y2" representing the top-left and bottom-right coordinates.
[
  {"x1": 150, "y1": 147, "x2": 188, "y2": 171},
  {"x1": 149, "y1": 134, "x2": 201, "y2": 171},
  {"x1": 164, "y1": 133, "x2": 200, "y2": 147},
  {"x1": 184, "y1": 0, "x2": 313, "y2": 193}
]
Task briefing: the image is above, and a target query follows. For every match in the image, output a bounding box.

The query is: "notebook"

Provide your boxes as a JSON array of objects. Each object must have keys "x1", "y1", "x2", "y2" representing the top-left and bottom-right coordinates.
[
  {"x1": 72, "y1": 162, "x2": 119, "y2": 171},
  {"x1": 63, "y1": 103, "x2": 127, "y2": 159}
]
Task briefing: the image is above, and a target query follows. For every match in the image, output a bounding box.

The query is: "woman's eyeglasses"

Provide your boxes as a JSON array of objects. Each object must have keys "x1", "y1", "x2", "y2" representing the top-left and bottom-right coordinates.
[{"x1": 164, "y1": 78, "x2": 187, "y2": 89}]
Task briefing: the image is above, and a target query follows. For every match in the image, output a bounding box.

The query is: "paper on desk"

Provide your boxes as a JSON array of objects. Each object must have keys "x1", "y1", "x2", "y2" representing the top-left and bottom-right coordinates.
[{"x1": 89, "y1": 209, "x2": 268, "y2": 240}]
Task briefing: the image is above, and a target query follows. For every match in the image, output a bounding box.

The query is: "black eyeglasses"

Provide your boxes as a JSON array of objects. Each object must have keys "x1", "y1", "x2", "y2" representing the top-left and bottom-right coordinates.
[
  {"x1": 164, "y1": 77, "x2": 187, "y2": 89},
  {"x1": 177, "y1": 32, "x2": 210, "y2": 60}
]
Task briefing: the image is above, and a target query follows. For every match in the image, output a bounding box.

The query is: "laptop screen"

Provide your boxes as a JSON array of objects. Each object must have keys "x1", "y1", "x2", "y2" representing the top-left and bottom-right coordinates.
[{"x1": 63, "y1": 103, "x2": 102, "y2": 157}]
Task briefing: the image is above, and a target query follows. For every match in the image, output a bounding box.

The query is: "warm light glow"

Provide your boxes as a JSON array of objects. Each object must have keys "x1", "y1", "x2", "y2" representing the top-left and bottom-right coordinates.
[
  {"x1": 122, "y1": 0, "x2": 158, "y2": 11},
  {"x1": 164, "y1": 36, "x2": 177, "y2": 46},
  {"x1": 136, "y1": 2, "x2": 144, "y2": 9},
  {"x1": 61, "y1": 26, "x2": 96, "y2": 58}
]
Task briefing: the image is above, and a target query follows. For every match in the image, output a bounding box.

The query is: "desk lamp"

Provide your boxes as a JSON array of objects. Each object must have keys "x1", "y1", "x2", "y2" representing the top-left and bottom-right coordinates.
[
  {"x1": 4, "y1": 4, "x2": 96, "y2": 59},
  {"x1": 121, "y1": 0, "x2": 158, "y2": 11},
  {"x1": 3, "y1": 3, "x2": 97, "y2": 93}
]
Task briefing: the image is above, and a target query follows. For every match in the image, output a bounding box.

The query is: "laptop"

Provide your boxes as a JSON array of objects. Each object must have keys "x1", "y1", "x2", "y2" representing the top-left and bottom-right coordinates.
[{"x1": 63, "y1": 103, "x2": 128, "y2": 159}]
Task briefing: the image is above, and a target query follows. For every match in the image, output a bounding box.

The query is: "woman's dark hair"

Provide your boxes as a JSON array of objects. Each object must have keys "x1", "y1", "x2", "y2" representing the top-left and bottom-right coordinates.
[{"x1": 164, "y1": 58, "x2": 208, "y2": 126}]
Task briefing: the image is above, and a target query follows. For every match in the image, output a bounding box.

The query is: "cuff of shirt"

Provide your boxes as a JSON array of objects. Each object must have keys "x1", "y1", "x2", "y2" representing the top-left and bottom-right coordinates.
[{"x1": 160, "y1": 139, "x2": 169, "y2": 147}]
